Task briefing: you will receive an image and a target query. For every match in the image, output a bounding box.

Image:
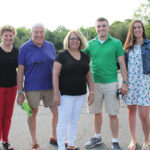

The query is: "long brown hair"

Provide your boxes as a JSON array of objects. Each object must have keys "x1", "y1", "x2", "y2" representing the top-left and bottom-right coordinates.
[{"x1": 124, "y1": 20, "x2": 146, "y2": 52}]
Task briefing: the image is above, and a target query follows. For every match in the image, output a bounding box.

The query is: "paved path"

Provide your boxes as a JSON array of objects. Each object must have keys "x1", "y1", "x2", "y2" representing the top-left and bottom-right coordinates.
[
  {"x1": 0, "y1": 74, "x2": 144, "y2": 150},
  {"x1": 0, "y1": 100, "x2": 144, "y2": 150}
]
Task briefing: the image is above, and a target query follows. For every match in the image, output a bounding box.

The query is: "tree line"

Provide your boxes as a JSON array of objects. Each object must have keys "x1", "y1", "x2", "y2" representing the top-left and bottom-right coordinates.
[
  {"x1": 13, "y1": 19, "x2": 150, "y2": 53},
  {"x1": 12, "y1": 0, "x2": 150, "y2": 52}
]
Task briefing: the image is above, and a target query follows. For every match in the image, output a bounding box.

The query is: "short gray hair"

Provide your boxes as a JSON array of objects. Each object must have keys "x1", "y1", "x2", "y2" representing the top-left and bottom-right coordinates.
[{"x1": 31, "y1": 23, "x2": 45, "y2": 32}]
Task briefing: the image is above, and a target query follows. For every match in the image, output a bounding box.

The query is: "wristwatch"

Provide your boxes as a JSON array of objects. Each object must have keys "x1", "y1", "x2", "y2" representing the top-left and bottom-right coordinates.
[{"x1": 123, "y1": 80, "x2": 128, "y2": 85}]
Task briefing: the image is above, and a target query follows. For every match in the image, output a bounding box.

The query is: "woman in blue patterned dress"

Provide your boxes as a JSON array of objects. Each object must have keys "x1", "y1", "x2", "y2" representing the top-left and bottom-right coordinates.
[{"x1": 124, "y1": 20, "x2": 150, "y2": 150}]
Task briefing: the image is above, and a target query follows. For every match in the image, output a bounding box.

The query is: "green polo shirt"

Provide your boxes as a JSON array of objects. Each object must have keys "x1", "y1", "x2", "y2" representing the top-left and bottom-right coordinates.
[{"x1": 83, "y1": 34, "x2": 124, "y2": 83}]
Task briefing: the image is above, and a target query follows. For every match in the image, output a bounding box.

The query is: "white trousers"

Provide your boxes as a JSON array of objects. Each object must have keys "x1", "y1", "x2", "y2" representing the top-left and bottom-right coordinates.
[{"x1": 57, "y1": 95, "x2": 86, "y2": 150}]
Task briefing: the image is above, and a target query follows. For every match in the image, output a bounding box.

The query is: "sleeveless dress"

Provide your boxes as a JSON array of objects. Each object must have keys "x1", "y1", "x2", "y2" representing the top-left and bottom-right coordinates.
[{"x1": 124, "y1": 45, "x2": 150, "y2": 106}]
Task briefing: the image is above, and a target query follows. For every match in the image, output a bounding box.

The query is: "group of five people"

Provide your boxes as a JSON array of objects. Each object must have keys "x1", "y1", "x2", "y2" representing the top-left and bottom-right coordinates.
[{"x1": 0, "y1": 17, "x2": 149, "y2": 150}]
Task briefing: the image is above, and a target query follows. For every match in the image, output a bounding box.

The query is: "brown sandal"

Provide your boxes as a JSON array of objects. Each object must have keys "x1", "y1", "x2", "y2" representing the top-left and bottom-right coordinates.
[
  {"x1": 31, "y1": 143, "x2": 40, "y2": 150},
  {"x1": 49, "y1": 137, "x2": 68, "y2": 147}
]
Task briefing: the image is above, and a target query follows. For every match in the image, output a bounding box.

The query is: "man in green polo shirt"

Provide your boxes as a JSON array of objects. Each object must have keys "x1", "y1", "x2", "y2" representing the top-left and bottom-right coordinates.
[{"x1": 83, "y1": 17, "x2": 128, "y2": 150}]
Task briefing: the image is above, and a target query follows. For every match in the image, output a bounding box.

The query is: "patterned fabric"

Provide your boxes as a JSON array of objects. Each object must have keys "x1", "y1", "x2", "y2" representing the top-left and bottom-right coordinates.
[{"x1": 124, "y1": 45, "x2": 150, "y2": 106}]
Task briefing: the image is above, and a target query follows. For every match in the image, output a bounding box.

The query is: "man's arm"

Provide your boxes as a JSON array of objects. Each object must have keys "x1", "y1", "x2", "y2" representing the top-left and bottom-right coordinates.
[
  {"x1": 118, "y1": 55, "x2": 128, "y2": 94},
  {"x1": 17, "y1": 65, "x2": 25, "y2": 105}
]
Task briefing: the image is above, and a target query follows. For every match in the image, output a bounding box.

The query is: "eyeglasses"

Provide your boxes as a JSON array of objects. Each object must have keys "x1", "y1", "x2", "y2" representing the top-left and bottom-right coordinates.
[{"x1": 69, "y1": 38, "x2": 80, "y2": 41}]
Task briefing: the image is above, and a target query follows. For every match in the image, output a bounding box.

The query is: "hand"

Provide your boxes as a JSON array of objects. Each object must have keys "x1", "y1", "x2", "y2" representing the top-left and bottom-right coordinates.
[
  {"x1": 88, "y1": 93, "x2": 94, "y2": 106},
  {"x1": 53, "y1": 94, "x2": 60, "y2": 106},
  {"x1": 17, "y1": 93, "x2": 25, "y2": 105},
  {"x1": 121, "y1": 83, "x2": 128, "y2": 94}
]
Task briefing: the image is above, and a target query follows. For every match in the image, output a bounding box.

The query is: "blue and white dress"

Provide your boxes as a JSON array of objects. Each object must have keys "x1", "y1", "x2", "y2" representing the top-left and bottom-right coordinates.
[{"x1": 124, "y1": 45, "x2": 150, "y2": 106}]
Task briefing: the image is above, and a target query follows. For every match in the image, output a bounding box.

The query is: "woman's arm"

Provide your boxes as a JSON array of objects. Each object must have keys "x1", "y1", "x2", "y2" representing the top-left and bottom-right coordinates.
[
  {"x1": 17, "y1": 65, "x2": 25, "y2": 105},
  {"x1": 53, "y1": 61, "x2": 62, "y2": 106},
  {"x1": 86, "y1": 65, "x2": 94, "y2": 106}
]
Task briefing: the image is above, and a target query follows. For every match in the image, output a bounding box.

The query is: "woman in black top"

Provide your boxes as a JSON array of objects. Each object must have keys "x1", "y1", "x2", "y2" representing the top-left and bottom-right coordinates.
[
  {"x1": 0, "y1": 25, "x2": 18, "y2": 150},
  {"x1": 53, "y1": 30, "x2": 94, "y2": 150}
]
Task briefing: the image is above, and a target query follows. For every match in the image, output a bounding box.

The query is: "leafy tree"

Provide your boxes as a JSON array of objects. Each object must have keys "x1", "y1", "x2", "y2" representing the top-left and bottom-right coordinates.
[
  {"x1": 145, "y1": 21, "x2": 150, "y2": 39},
  {"x1": 14, "y1": 27, "x2": 30, "y2": 49},
  {"x1": 14, "y1": 19, "x2": 148, "y2": 52},
  {"x1": 80, "y1": 27, "x2": 96, "y2": 41},
  {"x1": 124, "y1": 19, "x2": 132, "y2": 25},
  {"x1": 109, "y1": 21, "x2": 129, "y2": 44},
  {"x1": 111, "y1": 21, "x2": 122, "y2": 26},
  {"x1": 133, "y1": 0, "x2": 150, "y2": 22},
  {"x1": 86, "y1": 27, "x2": 96, "y2": 40},
  {"x1": 53, "y1": 26, "x2": 69, "y2": 52},
  {"x1": 79, "y1": 27, "x2": 88, "y2": 39},
  {"x1": 45, "y1": 29, "x2": 56, "y2": 44}
]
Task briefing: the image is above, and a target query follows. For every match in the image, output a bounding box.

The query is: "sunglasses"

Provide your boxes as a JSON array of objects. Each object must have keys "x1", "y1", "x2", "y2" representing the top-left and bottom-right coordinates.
[{"x1": 116, "y1": 89, "x2": 124, "y2": 100}]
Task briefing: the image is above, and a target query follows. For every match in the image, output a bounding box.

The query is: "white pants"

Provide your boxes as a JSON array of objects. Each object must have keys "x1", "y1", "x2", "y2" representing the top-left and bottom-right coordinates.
[{"x1": 57, "y1": 95, "x2": 86, "y2": 150}]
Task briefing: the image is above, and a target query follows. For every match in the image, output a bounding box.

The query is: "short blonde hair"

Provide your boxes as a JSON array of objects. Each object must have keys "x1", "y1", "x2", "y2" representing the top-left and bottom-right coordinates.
[
  {"x1": 63, "y1": 30, "x2": 87, "y2": 51},
  {"x1": 0, "y1": 25, "x2": 16, "y2": 36}
]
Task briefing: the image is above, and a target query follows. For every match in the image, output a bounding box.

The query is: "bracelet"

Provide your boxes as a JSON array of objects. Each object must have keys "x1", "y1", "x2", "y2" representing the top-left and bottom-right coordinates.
[
  {"x1": 90, "y1": 91, "x2": 94, "y2": 94},
  {"x1": 18, "y1": 90, "x2": 24, "y2": 93}
]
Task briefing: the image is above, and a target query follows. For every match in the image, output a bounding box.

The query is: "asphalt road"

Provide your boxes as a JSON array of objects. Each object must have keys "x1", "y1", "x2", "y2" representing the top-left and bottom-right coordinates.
[
  {"x1": 0, "y1": 73, "x2": 145, "y2": 150},
  {"x1": 0, "y1": 99, "x2": 144, "y2": 150}
]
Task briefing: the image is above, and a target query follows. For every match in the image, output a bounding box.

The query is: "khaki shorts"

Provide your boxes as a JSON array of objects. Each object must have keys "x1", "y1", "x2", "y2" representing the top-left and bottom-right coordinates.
[
  {"x1": 25, "y1": 89, "x2": 54, "y2": 108},
  {"x1": 88, "y1": 82, "x2": 120, "y2": 115}
]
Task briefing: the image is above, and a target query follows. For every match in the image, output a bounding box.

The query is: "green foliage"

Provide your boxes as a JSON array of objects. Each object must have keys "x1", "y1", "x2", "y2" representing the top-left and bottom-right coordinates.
[
  {"x1": 14, "y1": 27, "x2": 30, "y2": 49},
  {"x1": 111, "y1": 21, "x2": 122, "y2": 26},
  {"x1": 109, "y1": 21, "x2": 129, "y2": 44},
  {"x1": 133, "y1": 0, "x2": 150, "y2": 22},
  {"x1": 145, "y1": 21, "x2": 150, "y2": 39},
  {"x1": 45, "y1": 29, "x2": 55, "y2": 44},
  {"x1": 79, "y1": 27, "x2": 88, "y2": 38},
  {"x1": 123, "y1": 19, "x2": 132, "y2": 26},
  {"x1": 79, "y1": 27, "x2": 96, "y2": 41},
  {"x1": 12, "y1": 18, "x2": 149, "y2": 52},
  {"x1": 53, "y1": 26, "x2": 69, "y2": 52}
]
